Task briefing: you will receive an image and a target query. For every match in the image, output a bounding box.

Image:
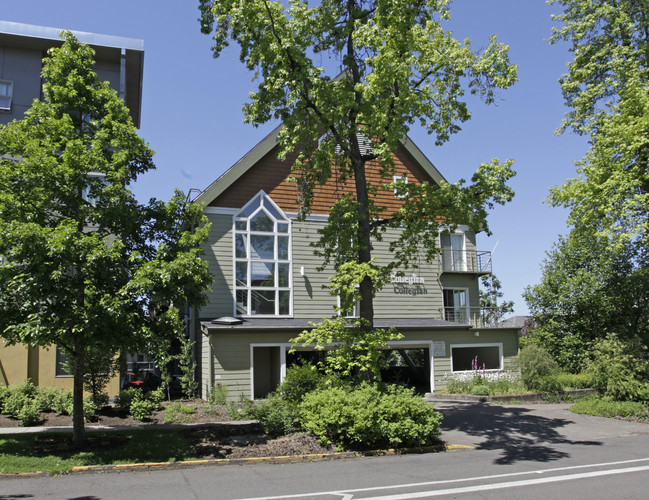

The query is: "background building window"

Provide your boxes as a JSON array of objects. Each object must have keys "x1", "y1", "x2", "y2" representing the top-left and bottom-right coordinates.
[
  {"x1": 0, "y1": 80, "x2": 13, "y2": 110},
  {"x1": 234, "y1": 192, "x2": 292, "y2": 316},
  {"x1": 55, "y1": 347, "x2": 73, "y2": 377}
]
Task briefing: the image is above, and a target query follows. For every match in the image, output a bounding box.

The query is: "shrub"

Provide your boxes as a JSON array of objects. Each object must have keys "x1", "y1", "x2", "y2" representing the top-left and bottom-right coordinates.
[
  {"x1": 299, "y1": 383, "x2": 442, "y2": 450},
  {"x1": 518, "y1": 345, "x2": 559, "y2": 391},
  {"x1": 554, "y1": 372, "x2": 596, "y2": 390},
  {"x1": 129, "y1": 393, "x2": 157, "y2": 422},
  {"x1": 279, "y1": 363, "x2": 325, "y2": 405},
  {"x1": 17, "y1": 399, "x2": 41, "y2": 426},
  {"x1": 225, "y1": 394, "x2": 256, "y2": 421},
  {"x1": 115, "y1": 387, "x2": 141, "y2": 413},
  {"x1": 83, "y1": 398, "x2": 98, "y2": 421},
  {"x1": 208, "y1": 384, "x2": 229, "y2": 406},
  {"x1": 470, "y1": 384, "x2": 490, "y2": 396},
  {"x1": 254, "y1": 393, "x2": 298, "y2": 435},
  {"x1": 587, "y1": 334, "x2": 649, "y2": 401},
  {"x1": 0, "y1": 386, "x2": 10, "y2": 413}
]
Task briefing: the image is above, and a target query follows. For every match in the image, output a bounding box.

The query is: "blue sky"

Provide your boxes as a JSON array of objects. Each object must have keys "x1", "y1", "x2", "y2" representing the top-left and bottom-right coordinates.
[{"x1": 3, "y1": 1, "x2": 589, "y2": 316}]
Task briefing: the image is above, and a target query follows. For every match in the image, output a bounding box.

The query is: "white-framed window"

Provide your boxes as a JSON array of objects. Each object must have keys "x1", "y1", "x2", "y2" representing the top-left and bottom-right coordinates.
[
  {"x1": 82, "y1": 172, "x2": 107, "y2": 206},
  {"x1": 450, "y1": 343, "x2": 503, "y2": 372},
  {"x1": 393, "y1": 174, "x2": 408, "y2": 198},
  {"x1": 337, "y1": 288, "x2": 360, "y2": 318},
  {"x1": 0, "y1": 80, "x2": 13, "y2": 111},
  {"x1": 441, "y1": 231, "x2": 467, "y2": 271},
  {"x1": 443, "y1": 287, "x2": 469, "y2": 323},
  {"x1": 234, "y1": 191, "x2": 292, "y2": 317}
]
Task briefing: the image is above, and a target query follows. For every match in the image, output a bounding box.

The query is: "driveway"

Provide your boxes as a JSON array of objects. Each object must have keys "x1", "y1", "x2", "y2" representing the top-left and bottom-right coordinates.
[{"x1": 434, "y1": 400, "x2": 649, "y2": 464}]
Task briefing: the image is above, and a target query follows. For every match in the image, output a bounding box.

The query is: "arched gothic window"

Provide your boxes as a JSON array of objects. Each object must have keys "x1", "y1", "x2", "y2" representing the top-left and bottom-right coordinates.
[{"x1": 233, "y1": 191, "x2": 292, "y2": 316}]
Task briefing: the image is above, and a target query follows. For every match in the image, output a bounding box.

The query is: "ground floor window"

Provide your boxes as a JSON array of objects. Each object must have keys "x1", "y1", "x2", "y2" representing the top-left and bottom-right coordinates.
[
  {"x1": 451, "y1": 344, "x2": 502, "y2": 372},
  {"x1": 55, "y1": 347, "x2": 72, "y2": 377}
]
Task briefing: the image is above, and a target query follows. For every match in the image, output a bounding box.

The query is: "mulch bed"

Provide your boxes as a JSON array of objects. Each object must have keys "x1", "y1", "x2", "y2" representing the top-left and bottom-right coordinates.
[{"x1": 0, "y1": 400, "x2": 335, "y2": 459}]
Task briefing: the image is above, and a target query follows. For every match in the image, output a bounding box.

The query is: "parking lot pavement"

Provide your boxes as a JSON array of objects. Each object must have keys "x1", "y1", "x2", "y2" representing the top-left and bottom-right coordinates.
[{"x1": 434, "y1": 400, "x2": 649, "y2": 457}]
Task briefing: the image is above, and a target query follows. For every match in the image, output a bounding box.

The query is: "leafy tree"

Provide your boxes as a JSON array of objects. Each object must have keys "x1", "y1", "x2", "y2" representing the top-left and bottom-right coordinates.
[
  {"x1": 523, "y1": 232, "x2": 649, "y2": 372},
  {"x1": 0, "y1": 34, "x2": 212, "y2": 445},
  {"x1": 548, "y1": 0, "x2": 649, "y2": 248},
  {"x1": 199, "y1": 0, "x2": 517, "y2": 376},
  {"x1": 479, "y1": 274, "x2": 514, "y2": 327}
]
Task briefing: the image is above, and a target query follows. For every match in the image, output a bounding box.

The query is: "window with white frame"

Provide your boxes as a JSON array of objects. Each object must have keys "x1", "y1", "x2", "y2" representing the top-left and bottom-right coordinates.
[
  {"x1": 234, "y1": 192, "x2": 292, "y2": 316},
  {"x1": 0, "y1": 81, "x2": 13, "y2": 111},
  {"x1": 450, "y1": 344, "x2": 502, "y2": 372},
  {"x1": 81, "y1": 172, "x2": 107, "y2": 206},
  {"x1": 441, "y1": 232, "x2": 467, "y2": 271},
  {"x1": 393, "y1": 175, "x2": 408, "y2": 198}
]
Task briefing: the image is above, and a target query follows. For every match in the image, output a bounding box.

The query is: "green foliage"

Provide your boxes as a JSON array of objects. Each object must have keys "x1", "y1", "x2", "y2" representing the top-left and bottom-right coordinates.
[
  {"x1": 548, "y1": 0, "x2": 649, "y2": 248},
  {"x1": 254, "y1": 393, "x2": 298, "y2": 436},
  {"x1": 291, "y1": 316, "x2": 402, "y2": 379},
  {"x1": 444, "y1": 373, "x2": 527, "y2": 396},
  {"x1": 553, "y1": 372, "x2": 596, "y2": 390},
  {"x1": 587, "y1": 334, "x2": 649, "y2": 401},
  {"x1": 570, "y1": 396, "x2": 649, "y2": 420},
  {"x1": 34, "y1": 387, "x2": 71, "y2": 413},
  {"x1": 225, "y1": 394, "x2": 256, "y2": 421},
  {"x1": 278, "y1": 363, "x2": 328, "y2": 405},
  {"x1": 83, "y1": 398, "x2": 98, "y2": 421},
  {"x1": 163, "y1": 402, "x2": 195, "y2": 424},
  {"x1": 122, "y1": 389, "x2": 161, "y2": 422},
  {"x1": 0, "y1": 386, "x2": 9, "y2": 413},
  {"x1": 130, "y1": 398, "x2": 157, "y2": 422},
  {"x1": 299, "y1": 384, "x2": 442, "y2": 451},
  {"x1": 177, "y1": 335, "x2": 198, "y2": 399},
  {"x1": 201, "y1": 0, "x2": 517, "y2": 378},
  {"x1": 208, "y1": 384, "x2": 229, "y2": 406},
  {"x1": 16, "y1": 399, "x2": 41, "y2": 427},
  {"x1": 82, "y1": 349, "x2": 119, "y2": 407},
  {"x1": 479, "y1": 274, "x2": 514, "y2": 327},
  {"x1": 0, "y1": 33, "x2": 213, "y2": 444},
  {"x1": 115, "y1": 387, "x2": 141, "y2": 413},
  {"x1": 517, "y1": 345, "x2": 560, "y2": 391},
  {"x1": 524, "y1": 234, "x2": 649, "y2": 372}
]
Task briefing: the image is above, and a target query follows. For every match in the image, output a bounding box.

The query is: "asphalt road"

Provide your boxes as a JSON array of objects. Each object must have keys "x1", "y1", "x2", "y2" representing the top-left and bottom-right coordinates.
[{"x1": 3, "y1": 401, "x2": 649, "y2": 499}]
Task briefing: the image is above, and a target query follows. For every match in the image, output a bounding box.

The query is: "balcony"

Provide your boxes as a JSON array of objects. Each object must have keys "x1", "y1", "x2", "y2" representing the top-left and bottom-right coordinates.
[
  {"x1": 441, "y1": 249, "x2": 492, "y2": 275},
  {"x1": 439, "y1": 307, "x2": 501, "y2": 328}
]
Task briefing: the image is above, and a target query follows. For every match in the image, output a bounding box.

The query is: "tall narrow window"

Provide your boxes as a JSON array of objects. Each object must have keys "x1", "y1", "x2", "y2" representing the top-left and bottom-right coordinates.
[
  {"x1": 234, "y1": 192, "x2": 292, "y2": 316},
  {"x1": 441, "y1": 232, "x2": 467, "y2": 271},
  {"x1": 0, "y1": 81, "x2": 13, "y2": 111},
  {"x1": 443, "y1": 288, "x2": 468, "y2": 323}
]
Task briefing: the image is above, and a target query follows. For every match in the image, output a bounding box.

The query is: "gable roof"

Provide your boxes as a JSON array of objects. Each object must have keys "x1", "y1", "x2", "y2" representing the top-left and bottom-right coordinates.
[{"x1": 194, "y1": 125, "x2": 447, "y2": 206}]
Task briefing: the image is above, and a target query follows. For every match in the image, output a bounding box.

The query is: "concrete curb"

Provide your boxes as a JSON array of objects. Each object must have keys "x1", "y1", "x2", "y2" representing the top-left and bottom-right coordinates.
[{"x1": 0, "y1": 443, "x2": 474, "y2": 478}]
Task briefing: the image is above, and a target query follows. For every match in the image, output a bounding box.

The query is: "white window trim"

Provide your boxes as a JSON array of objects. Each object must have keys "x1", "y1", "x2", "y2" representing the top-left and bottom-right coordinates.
[
  {"x1": 233, "y1": 191, "x2": 293, "y2": 318},
  {"x1": 393, "y1": 174, "x2": 408, "y2": 198},
  {"x1": 248, "y1": 340, "x2": 436, "y2": 398},
  {"x1": 440, "y1": 230, "x2": 467, "y2": 272},
  {"x1": 250, "y1": 343, "x2": 290, "y2": 401},
  {"x1": 449, "y1": 342, "x2": 504, "y2": 373}
]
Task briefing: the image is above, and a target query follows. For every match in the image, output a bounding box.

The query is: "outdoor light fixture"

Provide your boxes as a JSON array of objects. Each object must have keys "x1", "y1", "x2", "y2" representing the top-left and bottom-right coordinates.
[{"x1": 474, "y1": 331, "x2": 480, "y2": 337}]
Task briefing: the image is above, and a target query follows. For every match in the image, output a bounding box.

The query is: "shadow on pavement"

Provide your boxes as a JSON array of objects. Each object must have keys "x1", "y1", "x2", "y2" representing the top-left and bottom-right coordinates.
[{"x1": 438, "y1": 402, "x2": 602, "y2": 465}]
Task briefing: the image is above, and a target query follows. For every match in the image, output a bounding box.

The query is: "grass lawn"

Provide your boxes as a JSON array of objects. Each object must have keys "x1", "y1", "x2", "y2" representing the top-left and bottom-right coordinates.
[
  {"x1": 569, "y1": 395, "x2": 649, "y2": 420},
  {"x1": 0, "y1": 428, "x2": 196, "y2": 475}
]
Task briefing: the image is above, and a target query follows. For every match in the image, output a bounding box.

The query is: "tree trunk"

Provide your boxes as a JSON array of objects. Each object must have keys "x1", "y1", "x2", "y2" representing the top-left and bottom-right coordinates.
[
  {"x1": 72, "y1": 341, "x2": 86, "y2": 446},
  {"x1": 352, "y1": 156, "x2": 374, "y2": 329}
]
